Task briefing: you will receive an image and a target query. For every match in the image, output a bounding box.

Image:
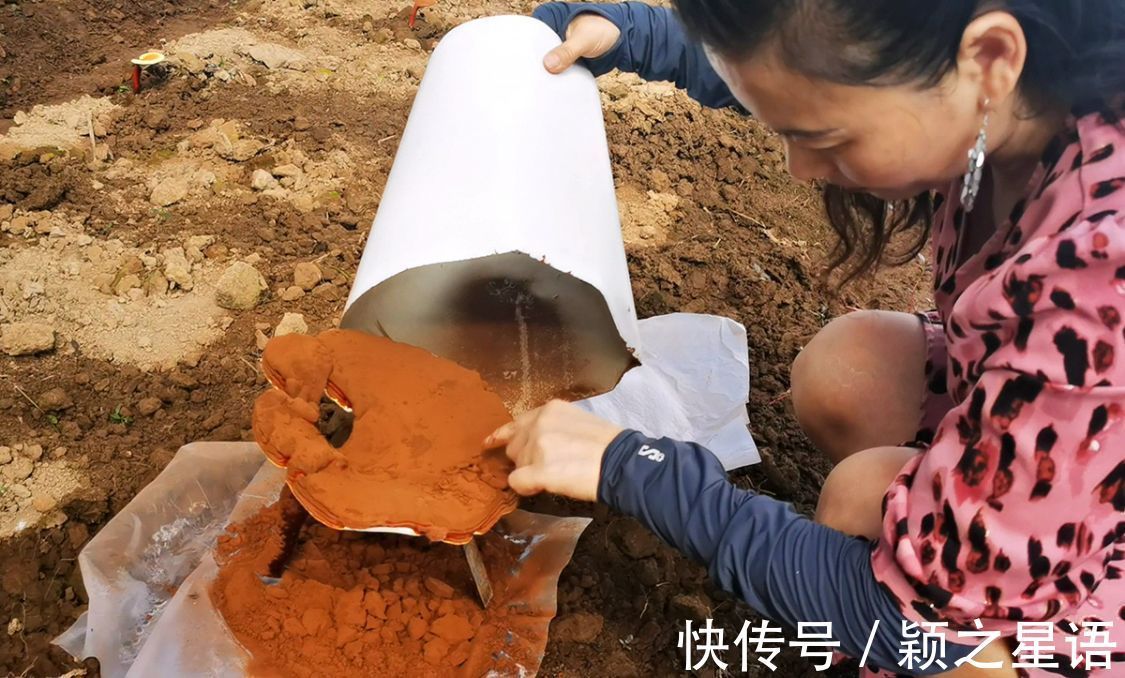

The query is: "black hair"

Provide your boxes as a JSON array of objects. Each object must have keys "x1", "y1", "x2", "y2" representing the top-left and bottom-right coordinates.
[{"x1": 672, "y1": 0, "x2": 1125, "y2": 283}]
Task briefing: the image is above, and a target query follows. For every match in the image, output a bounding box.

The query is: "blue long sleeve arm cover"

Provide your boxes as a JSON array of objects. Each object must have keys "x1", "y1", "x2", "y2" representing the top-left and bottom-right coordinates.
[
  {"x1": 599, "y1": 431, "x2": 976, "y2": 675},
  {"x1": 531, "y1": 2, "x2": 741, "y2": 110}
]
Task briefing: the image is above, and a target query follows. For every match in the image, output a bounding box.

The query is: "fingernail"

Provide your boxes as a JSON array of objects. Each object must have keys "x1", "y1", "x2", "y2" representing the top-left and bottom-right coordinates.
[{"x1": 544, "y1": 54, "x2": 560, "y2": 71}]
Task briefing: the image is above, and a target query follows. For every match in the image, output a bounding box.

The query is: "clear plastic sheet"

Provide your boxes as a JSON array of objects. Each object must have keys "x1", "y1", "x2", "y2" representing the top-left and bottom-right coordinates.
[{"x1": 55, "y1": 442, "x2": 590, "y2": 677}]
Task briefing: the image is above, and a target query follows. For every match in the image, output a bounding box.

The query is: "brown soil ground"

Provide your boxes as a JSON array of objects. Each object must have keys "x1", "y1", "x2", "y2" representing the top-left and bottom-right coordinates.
[{"x1": 0, "y1": 1, "x2": 931, "y2": 676}]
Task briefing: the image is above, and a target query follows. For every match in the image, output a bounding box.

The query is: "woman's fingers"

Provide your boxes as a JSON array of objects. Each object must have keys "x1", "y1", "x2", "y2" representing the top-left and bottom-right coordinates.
[
  {"x1": 503, "y1": 423, "x2": 535, "y2": 468},
  {"x1": 506, "y1": 466, "x2": 545, "y2": 496},
  {"x1": 483, "y1": 420, "x2": 516, "y2": 448},
  {"x1": 484, "y1": 405, "x2": 541, "y2": 448},
  {"x1": 485, "y1": 401, "x2": 617, "y2": 501},
  {"x1": 543, "y1": 14, "x2": 620, "y2": 74},
  {"x1": 543, "y1": 39, "x2": 585, "y2": 74}
]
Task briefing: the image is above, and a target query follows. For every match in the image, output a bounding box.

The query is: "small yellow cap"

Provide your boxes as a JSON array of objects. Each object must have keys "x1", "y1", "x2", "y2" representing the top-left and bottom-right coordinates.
[{"x1": 130, "y1": 51, "x2": 166, "y2": 66}]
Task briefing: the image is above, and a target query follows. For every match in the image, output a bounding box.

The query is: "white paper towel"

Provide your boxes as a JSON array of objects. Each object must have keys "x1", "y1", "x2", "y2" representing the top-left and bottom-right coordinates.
[{"x1": 577, "y1": 313, "x2": 758, "y2": 470}]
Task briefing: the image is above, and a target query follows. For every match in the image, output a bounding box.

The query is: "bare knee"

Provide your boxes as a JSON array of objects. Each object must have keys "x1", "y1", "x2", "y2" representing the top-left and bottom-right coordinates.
[
  {"x1": 815, "y1": 446, "x2": 917, "y2": 539},
  {"x1": 791, "y1": 310, "x2": 925, "y2": 464},
  {"x1": 791, "y1": 311, "x2": 886, "y2": 462}
]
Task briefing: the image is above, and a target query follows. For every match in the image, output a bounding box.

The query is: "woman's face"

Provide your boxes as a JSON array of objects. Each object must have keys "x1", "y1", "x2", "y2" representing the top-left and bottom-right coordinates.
[{"x1": 710, "y1": 50, "x2": 984, "y2": 201}]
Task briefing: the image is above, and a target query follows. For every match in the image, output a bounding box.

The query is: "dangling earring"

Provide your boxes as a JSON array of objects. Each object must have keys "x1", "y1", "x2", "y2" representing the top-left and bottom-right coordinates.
[{"x1": 960, "y1": 98, "x2": 990, "y2": 212}]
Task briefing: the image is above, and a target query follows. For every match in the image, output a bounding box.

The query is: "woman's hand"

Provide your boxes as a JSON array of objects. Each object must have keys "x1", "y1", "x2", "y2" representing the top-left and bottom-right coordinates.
[
  {"x1": 543, "y1": 13, "x2": 621, "y2": 74},
  {"x1": 484, "y1": 400, "x2": 623, "y2": 501}
]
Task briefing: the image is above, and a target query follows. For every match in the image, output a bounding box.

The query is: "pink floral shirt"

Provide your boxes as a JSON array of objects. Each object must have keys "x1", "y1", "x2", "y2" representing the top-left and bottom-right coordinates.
[{"x1": 873, "y1": 109, "x2": 1125, "y2": 675}]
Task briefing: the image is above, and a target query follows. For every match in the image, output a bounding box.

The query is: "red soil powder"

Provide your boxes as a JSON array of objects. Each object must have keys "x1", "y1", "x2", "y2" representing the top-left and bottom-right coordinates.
[
  {"x1": 251, "y1": 330, "x2": 517, "y2": 542},
  {"x1": 211, "y1": 501, "x2": 535, "y2": 678}
]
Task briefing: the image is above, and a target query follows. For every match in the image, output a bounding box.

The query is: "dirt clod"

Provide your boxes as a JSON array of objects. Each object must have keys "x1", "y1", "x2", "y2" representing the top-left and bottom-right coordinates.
[
  {"x1": 292, "y1": 261, "x2": 322, "y2": 291},
  {"x1": 669, "y1": 593, "x2": 712, "y2": 622},
  {"x1": 136, "y1": 398, "x2": 163, "y2": 416},
  {"x1": 163, "y1": 248, "x2": 194, "y2": 291},
  {"x1": 1, "y1": 458, "x2": 33, "y2": 482},
  {"x1": 616, "y1": 520, "x2": 661, "y2": 559},
  {"x1": 423, "y1": 577, "x2": 454, "y2": 599},
  {"x1": 215, "y1": 261, "x2": 267, "y2": 310},
  {"x1": 36, "y1": 388, "x2": 72, "y2": 412},
  {"x1": 430, "y1": 614, "x2": 474, "y2": 643},
  {"x1": 251, "y1": 169, "x2": 280, "y2": 191},
  {"x1": 552, "y1": 612, "x2": 604, "y2": 644},
  {"x1": 66, "y1": 523, "x2": 89, "y2": 551},
  {"x1": 30, "y1": 494, "x2": 56, "y2": 513},
  {"x1": 0, "y1": 322, "x2": 56, "y2": 356},
  {"x1": 272, "y1": 163, "x2": 301, "y2": 178},
  {"x1": 150, "y1": 175, "x2": 191, "y2": 207}
]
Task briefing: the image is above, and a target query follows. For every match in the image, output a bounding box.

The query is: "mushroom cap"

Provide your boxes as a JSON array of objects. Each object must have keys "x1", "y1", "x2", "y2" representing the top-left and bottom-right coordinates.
[
  {"x1": 131, "y1": 51, "x2": 166, "y2": 66},
  {"x1": 253, "y1": 329, "x2": 519, "y2": 544}
]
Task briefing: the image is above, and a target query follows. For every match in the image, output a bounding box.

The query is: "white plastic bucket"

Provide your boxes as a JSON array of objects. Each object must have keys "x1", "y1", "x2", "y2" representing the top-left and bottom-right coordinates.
[{"x1": 342, "y1": 15, "x2": 640, "y2": 412}]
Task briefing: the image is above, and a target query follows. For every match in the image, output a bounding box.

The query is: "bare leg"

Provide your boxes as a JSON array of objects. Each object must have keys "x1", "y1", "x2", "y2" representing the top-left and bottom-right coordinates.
[
  {"x1": 791, "y1": 310, "x2": 929, "y2": 465},
  {"x1": 814, "y1": 445, "x2": 917, "y2": 539},
  {"x1": 793, "y1": 312, "x2": 1016, "y2": 677}
]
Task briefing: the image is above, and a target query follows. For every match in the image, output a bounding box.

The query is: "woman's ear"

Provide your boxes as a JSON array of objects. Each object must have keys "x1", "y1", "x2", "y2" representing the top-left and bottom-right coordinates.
[{"x1": 957, "y1": 11, "x2": 1028, "y2": 109}]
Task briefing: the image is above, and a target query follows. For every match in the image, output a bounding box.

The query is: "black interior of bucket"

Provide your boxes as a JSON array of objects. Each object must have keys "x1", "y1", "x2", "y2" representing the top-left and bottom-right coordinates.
[{"x1": 340, "y1": 252, "x2": 639, "y2": 413}]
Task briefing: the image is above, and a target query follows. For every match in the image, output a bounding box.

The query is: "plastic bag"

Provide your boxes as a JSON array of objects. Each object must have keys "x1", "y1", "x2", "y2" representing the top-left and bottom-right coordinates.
[{"x1": 55, "y1": 442, "x2": 590, "y2": 677}]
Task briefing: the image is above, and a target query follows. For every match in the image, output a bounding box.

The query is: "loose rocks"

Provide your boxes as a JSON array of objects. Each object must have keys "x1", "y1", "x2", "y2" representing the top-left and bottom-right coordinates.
[
  {"x1": 215, "y1": 262, "x2": 267, "y2": 310},
  {"x1": 137, "y1": 397, "x2": 163, "y2": 416},
  {"x1": 162, "y1": 247, "x2": 194, "y2": 291},
  {"x1": 2, "y1": 457, "x2": 33, "y2": 482},
  {"x1": 37, "y1": 387, "x2": 72, "y2": 411},
  {"x1": 150, "y1": 175, "x2": 190, "y2": 207},
  {"x1": 274, "y1": 312, "x2": 307, "y2": 337},
  {"x1": 251, "y1": 169, "x2": 280, "y2": 191},
  {"x1": 0, "y1": 322, "x2": 56, "y2": 356},
  {"x1": 292, "y1": 262, "x2": 322, "y2": 291}
]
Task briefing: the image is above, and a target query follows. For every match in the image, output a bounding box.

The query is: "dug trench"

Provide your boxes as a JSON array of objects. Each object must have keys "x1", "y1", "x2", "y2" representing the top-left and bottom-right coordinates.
[{"x1": 0, "y1": 1, "x2": 935, "y2": 676}]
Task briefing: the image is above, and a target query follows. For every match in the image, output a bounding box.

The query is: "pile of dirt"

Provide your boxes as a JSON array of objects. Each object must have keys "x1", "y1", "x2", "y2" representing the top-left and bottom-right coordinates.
[
  {"x1": 0, "y1": 205, "x2": 236, "y2": 370},
  {"x1": 211, "y1": 500, "x2": 534, "y2": 676},
  {"x1": 0, "y1": 448, "x2": 86, "y2": 540},
  {"x1": 0, "y1": 96, "x2": 119, "y2": 160},
  {"x1": 253, "y1": 330, "x2": 516, "y2": 541}
]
